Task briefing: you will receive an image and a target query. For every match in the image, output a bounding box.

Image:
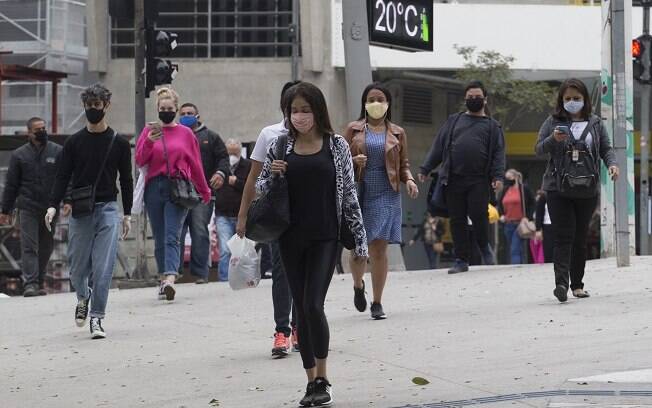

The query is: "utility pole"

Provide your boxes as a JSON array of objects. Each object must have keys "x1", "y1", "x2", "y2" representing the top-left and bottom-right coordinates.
[
  {"x1": 342, "y1": 0, "x2": 373, "y2": 120},
  {"x1": 290, "y1": 0, "x2": 300, "y2": 82},
  {"x1": 608, "y1": 0, "x2": 634, "y2": 266},
  {"x1": 133, "y1": 0, "x2": 149, "y2": 280},
  {"x1": 641, "y1": 5, "x2": 651, "y2": 255}
]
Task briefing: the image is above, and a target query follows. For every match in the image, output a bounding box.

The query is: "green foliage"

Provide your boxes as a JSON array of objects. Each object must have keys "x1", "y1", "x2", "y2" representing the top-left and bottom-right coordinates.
[{"x1": 454, "y1": 45, "x2": 557, "y2": 130}]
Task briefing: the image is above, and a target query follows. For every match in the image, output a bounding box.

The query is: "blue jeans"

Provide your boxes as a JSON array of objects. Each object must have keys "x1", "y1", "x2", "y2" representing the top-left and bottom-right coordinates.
[
  {"x1": 215, "y1": 215, "x2": 237, "y2": 281},
  {"x1": 145, "y1": 176, "x2": 188, "y2": 276},
  {"x1": 180, "y1": 200, "x2": 215, "y2": 279},
  {"x1": 504, "y1": 222, "x2": 523, "y2": 264},
  {"x1": 68, "y1": 202, "x2": 120, "y2": 319}
]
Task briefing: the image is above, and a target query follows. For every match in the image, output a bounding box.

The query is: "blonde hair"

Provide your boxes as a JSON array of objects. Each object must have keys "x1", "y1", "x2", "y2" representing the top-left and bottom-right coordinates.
[
  {"x1": 506, "y1": 168, "x2": 523, "y2": 183},
  {"x1": 156, "y1": 87, "x2": 179, "y2": 109}
]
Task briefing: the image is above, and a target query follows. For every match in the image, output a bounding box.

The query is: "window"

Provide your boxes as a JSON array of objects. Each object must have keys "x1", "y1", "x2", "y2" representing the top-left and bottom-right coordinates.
[{"x1": 110, "y1": 0, "x2": 295, "y2": 59}]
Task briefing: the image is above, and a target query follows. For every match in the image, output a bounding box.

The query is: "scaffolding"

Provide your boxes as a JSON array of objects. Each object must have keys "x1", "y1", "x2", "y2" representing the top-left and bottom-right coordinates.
[{"x1": 0, "y1": 0, "x2": 97, "y2": 135}]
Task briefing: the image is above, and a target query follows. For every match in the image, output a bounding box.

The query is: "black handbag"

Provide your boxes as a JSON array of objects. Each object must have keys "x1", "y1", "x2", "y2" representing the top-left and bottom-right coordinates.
[
  {"x1": 70, "y1": 131, "x2": 116, "y2": 219},
  {"x1": 339, "y1": 211, "x2": 356, "y2": 250},
  {"x1": 161, "y1": 131, "x2": 201, "y2": 210},
  {"x1": 245, "y1": 134, "x2": 290, "y2": 243}
]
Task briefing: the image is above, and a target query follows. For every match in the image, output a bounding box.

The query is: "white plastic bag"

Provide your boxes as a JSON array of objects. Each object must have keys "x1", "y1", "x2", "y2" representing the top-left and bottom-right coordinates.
[
  {"x1": 132, "y1": 166, "x2": 148, "y2": 215},
  {"x1": 227, "y1": 234, "x2": 261, "y2": 290}
]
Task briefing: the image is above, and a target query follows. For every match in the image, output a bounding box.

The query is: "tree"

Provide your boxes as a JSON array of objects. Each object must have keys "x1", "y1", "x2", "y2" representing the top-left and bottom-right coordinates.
[{"x1": 454, "y1": 45, "x2": 557, "y2": 130}]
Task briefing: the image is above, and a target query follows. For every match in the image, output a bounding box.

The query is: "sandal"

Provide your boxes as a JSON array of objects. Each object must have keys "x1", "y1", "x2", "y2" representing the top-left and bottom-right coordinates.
[{"x1": 572, "y1": 289, "x2": 590, "y2": 298}]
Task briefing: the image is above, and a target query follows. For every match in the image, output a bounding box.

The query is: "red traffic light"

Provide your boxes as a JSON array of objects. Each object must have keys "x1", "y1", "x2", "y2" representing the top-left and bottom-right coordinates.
[{"x1": 633, "y1": 38, "x2": 643, "y2": 58}]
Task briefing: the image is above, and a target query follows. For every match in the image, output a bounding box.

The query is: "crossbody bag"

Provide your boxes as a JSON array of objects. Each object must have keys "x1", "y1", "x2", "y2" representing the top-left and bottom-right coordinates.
[{"x1": 70, "y1": 131, "x2": 116, "y2": 219}]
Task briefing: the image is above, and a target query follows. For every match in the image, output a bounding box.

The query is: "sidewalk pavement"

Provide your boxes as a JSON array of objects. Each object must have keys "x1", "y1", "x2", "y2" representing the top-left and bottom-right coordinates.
[{"x1": 1, "y1": 256, "x2": 651, "y2": 408}]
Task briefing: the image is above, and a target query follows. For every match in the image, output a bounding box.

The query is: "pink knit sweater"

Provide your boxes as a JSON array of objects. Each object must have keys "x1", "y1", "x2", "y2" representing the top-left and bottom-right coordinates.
[{"x1": 135, "y1": 124, "x2": 211, "y2": 203}]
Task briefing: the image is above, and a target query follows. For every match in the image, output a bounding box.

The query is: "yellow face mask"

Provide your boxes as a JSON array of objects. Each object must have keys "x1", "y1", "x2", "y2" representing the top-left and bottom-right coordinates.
[{"x1": 365, "y1": 102, "x2": 389, "y2": 120}]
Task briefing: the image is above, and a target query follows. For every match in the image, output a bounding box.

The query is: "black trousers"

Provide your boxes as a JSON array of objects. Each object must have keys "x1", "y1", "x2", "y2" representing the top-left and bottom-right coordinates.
[
  {"x1": 546, "y1": 191, "x2": 598, "y2": 290},
  {"x1": 446, "y1": 176, "x2": 490, "y2": 263},
  {"x1": 542, "y1": 225, "x2": 554, "y2": 263},
  {"x1": 279, "y1": 237, "x2": 337, "y2": 369},
  {"x1": 19, "y1": 210, "x2": 55, "y2": 287}
]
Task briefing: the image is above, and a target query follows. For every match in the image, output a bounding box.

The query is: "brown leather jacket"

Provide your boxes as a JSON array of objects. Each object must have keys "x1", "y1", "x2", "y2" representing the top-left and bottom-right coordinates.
[{"x1": 343, "y1": 119, "x2": 414, "y2": 192}]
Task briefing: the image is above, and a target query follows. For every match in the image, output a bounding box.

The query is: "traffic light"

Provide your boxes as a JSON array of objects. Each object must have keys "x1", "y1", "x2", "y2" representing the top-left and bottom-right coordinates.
[
  {"x1": 633, "y1": 34, "x2": 652, "y2": 84},
  {"x1": 145, "y1": 28, "x2": 179, "y2": 96}
]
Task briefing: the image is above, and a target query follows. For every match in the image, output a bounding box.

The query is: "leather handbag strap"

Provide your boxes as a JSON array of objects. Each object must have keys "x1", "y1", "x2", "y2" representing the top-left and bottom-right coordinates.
[
  {"x1": 92, "y1": 130, "x2": 117, "y2": 194},
  {"x1": 161, "y1": 130, "x2": 173, "y2": 179}
]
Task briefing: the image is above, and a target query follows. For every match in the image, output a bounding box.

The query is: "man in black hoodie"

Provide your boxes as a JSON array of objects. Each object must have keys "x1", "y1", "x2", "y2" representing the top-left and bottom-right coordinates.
[
  {"x1": 1, "y1": 117, "x2": 70, "y2": 296},
  {"x1": 178, "y1": 103, "x2": 229, "y2": 283},
  {"x1": 419, "y1": 81, "x2": 506, "y2": 274}
]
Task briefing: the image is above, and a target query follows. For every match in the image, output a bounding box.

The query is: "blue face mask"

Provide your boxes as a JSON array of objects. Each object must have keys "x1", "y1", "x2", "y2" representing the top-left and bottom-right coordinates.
[
  {"x1": 564, "y1": 100, "x2": 584, "y2": 114},
  {"x1": 179, "y1": 115, "x2": 198, "y2": 128}
]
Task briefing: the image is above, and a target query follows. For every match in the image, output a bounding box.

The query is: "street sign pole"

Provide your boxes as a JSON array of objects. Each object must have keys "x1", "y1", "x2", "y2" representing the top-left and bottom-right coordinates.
[
  {"x1": 640, "y1": 6, "x2": 651, "y2": 255},
  {"x1": 133, "y1": 0, "x2": 149, "y2": 280},
  {"x1": 604, "y1": 0, "x2": 635, "y2": 266},
  {"x1": 342, "y1": 0, "x2": 373, "y2": 120}
]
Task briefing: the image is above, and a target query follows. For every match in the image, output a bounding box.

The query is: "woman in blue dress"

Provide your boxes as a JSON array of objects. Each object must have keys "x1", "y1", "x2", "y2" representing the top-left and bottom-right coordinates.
[{"x1": 344, "y1": 83, "x2": 419, "y2": 319}]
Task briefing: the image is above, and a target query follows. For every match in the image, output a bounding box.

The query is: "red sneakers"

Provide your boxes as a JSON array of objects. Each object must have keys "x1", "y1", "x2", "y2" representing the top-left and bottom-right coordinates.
[
  {"x1": 272, "y1": 332, "x2": 291, "y2": 357},
  {"x1": 291, "y1": 326, "x2": 300, "y2": 352}
]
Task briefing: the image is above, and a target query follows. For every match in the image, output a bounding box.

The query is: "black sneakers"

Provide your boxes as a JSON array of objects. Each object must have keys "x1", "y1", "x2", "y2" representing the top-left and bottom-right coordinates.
[
  {"x1": 554, "y1": 285, "x2": 568, "y2": 303},
  {"x1": 90, "y1": 317, "x2": 106, "y2": 339},
  {"x1": 370, "y1": 302, "x2": 386, "y2": 320},
  {"x1": 448, "y1": 259, "x2": 469, "y2": 274},
  {"x1": 23, "y1": 283, "x2": 39, "y2": 297},
  {"x1": 313, "y1": 377, "x2": 333, "y2": 406},
  {"x1": 75, "y1": 289, "x2": 91, "y2": 327},
  {"x1": 299, "y1": 382, "x2": 315, "y2": 407},
  {"x1": 353, "y1": 280, "x2": 367, "y2": 312}
]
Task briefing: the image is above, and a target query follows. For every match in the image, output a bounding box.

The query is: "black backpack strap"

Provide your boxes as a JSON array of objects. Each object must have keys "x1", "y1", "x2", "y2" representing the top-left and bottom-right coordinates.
[
  {"x1": 92, "y1": 130, "x2": 117, "y2": 194},
  {"x1": 445, "y1": 112, "x2": 464, "y2": 152},
  {"x1": 576, "y1": 121, "x2": 592, "y2": 143}
]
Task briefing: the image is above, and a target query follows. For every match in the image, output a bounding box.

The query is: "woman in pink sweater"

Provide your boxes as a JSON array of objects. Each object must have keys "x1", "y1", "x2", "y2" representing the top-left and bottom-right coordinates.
[{"x1": 136, "y1": 87, "x2": 211, "y2": 301}]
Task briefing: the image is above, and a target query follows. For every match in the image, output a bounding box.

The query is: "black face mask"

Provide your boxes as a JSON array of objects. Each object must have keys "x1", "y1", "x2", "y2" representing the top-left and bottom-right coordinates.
[
  {"x1": 85, "y1": 108, "x2": 106, "y2": 124},
  {"x1": 159, "y1": 111, "x2": 176, "y2": 124},
  {"x1": 504, "y1": 179, "x2": 516, "y2": 187},
  {"x1": 465, "y1": 97, "x2": 485, "y2": 113},
  {"x1": 34, "y1": 130, "x2": 48, "y2": 143}
]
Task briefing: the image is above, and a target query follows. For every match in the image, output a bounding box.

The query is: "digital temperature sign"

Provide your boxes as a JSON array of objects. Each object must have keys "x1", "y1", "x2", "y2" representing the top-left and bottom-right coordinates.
[{"x1": 368, "y1": 0, "x2": 433, "y2": 52}]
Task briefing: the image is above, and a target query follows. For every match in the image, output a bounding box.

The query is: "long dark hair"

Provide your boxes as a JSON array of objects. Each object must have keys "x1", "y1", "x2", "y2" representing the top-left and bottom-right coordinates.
[
  {"x1": 283, "y1": 82, "x2": 334, "y2": 137},
  {"x1": 552, "y1": 78, "x2": 592, "y2": 121},
  {"x1": 358, "y1": 82, "x2": 392, "y2": 121}
]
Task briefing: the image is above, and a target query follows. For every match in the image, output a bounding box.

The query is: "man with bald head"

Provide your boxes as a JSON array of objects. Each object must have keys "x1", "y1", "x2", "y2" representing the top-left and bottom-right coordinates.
[
  {"x1": 1, "y1": 117, "x2": 68, "y2": 296},
  {"x1": 214, "y1": 138, "x2": 251, "y2": 282}
]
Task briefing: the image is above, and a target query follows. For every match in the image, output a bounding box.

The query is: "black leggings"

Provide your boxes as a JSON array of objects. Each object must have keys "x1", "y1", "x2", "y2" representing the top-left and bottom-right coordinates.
[
  {"x1": 546, "y1": 191, "x2": 598, "y2": 290},
  {"x1": 279, "y1": 237, "x2": 337, "y2": 369}
]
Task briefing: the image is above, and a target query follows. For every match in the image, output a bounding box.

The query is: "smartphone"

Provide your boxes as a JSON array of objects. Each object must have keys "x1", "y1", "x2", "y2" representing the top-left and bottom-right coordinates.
[{"x1": 555, "y1": 125, "x2": 570, "y2": 134}]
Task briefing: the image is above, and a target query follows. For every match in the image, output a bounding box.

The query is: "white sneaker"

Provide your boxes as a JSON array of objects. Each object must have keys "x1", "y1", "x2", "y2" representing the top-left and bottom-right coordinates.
[
  {"x1": 90, "y1": 317, "x2": 106, "y2": 339},
  {"x1": 162, "y1": 281, "x2": 176, "y2": 301}
]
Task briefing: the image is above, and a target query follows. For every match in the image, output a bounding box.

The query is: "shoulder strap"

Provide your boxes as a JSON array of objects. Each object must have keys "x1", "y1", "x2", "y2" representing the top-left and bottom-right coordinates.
[
  {"x1": 446, "y1": 112, "x2": 464, "y2": 152},
  {"x1": 92, "y1": 130, "x2": 117, "y2": 193},
  {"x1": 577, "y1": 121, "x2": 592, "y2": 142},
  {"x1": 276, "y1": 134, "x2": 288, "y2": 161},
  {"x1": 161, "y1": 130, "x2": 173, "y2": 178}
]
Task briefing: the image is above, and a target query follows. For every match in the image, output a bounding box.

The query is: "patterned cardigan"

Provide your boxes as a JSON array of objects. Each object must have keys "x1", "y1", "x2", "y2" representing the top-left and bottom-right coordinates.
[{"x1": 256, "y1": 134, "x2": 368, "y2": 258}]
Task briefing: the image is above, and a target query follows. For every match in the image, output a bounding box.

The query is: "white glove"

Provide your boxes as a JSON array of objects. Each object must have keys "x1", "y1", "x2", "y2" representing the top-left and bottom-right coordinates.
[
  {"x1": 121, "y1": 216, "x2": 132, "y2": 240},
  {"x1": 44, "y1": 207, "x2": 57, "y2": 232}
]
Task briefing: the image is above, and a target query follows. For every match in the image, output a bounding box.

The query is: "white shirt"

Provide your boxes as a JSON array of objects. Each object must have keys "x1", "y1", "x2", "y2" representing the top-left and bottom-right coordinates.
[
  {"x1": 250, "y1": 120, "x2": 288, "y2": 163},
  {"x1": 544, "y1": 203, "x2": 551, "y2": 225},
  {"x1": 570, "y1": 121, "x2": 593, "y2": 148}
]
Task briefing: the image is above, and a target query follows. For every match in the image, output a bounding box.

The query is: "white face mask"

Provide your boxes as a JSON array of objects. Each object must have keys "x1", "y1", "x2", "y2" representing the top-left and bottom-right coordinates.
[
  {"x1": 229, "y1": 154, "x2": 240, "y2": 166},
  {"x1": 564, "y1": 100, "x2": 584, "y2": 114}
]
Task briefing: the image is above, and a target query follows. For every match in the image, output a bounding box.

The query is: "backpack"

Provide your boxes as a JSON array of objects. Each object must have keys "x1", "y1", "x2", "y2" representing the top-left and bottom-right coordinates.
[{"x1": 556, "y1": 124, "x2": 598, "y2": 199}]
